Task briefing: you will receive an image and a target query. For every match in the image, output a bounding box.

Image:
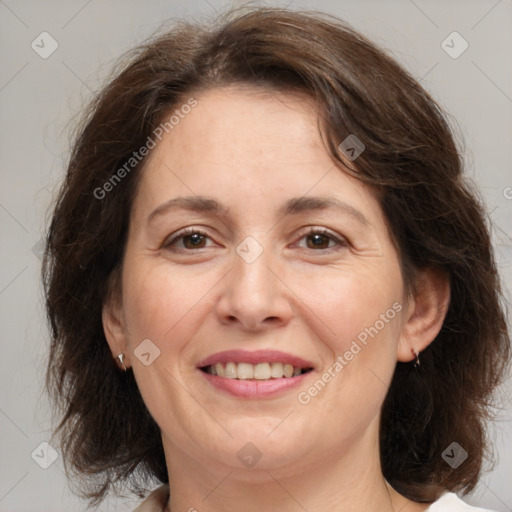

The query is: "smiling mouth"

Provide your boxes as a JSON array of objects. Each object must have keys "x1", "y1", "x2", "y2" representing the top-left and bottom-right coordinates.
[{"x1": 200, "y1": 362, "x2": 313, "y2": 380}]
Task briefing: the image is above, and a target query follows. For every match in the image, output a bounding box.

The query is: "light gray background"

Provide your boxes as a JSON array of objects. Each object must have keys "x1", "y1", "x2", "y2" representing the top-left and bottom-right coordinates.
[{"x1": 0, "y1": 0, "x2": 511, "y2": 510}]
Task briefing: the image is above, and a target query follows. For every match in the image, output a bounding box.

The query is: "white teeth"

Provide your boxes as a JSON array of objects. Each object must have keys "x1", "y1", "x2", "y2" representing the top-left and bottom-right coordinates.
[
  {"x1": 254, "y1": 363, "x2": 271, "y2": 380},
  {"x1": 205, "y1": 361, "x2": 309, "y2": 380},
  {"x1": 215, "y1": 363, "x2": 225, "y2": 377},
  {"x1": 271, "y1": 362, "x2": 284, "y2": 378},
  {"x1": 225, "y1": 362, "x2": 237, "y2": 379},
  {"x1": 237, "y1": 362, "x2": 254, "y2": 380}
]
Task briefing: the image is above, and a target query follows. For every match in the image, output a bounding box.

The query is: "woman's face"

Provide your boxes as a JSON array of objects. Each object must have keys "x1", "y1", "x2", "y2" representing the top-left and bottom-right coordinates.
[{"x1": 109, "y1": 86, "x2": 412, "y2": 476}]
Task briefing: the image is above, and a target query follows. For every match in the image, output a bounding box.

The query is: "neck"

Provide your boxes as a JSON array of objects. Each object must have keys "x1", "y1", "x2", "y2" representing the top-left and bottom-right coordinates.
[{"x1": 161, "y1": 422, "x2": 417, "y2": 512}]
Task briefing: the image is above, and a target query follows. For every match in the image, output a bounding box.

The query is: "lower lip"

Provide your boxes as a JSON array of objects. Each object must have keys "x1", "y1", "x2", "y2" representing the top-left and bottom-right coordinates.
[{"x1": 200, "y1": 370, "x2": 312, "y2": 398}]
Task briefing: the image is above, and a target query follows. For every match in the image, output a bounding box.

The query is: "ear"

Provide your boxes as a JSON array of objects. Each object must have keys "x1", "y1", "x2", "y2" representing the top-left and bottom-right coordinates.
[
  {"x1": 397, "y1": 267, "x2": 450, "y2": 362},
  {"x1": 102, "y1": 291, "x2": 131, "y2": 370}
]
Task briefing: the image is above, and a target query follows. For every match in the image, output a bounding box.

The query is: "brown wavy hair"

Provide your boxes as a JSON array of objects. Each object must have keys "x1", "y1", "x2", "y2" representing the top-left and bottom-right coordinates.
[{"x1": 43, "y1": 6, "x2": 510, "y2": 505}]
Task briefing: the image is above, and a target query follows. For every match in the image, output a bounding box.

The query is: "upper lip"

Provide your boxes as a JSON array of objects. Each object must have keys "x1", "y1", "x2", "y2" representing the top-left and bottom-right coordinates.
[{"x1": 197, "y1": 349, "x2": 314, "y2": 369}]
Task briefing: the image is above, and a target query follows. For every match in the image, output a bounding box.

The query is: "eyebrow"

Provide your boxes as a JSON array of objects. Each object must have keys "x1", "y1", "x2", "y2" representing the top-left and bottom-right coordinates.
[{"x1": 147, "y1": 195, "x2": 369, "y2": 226}]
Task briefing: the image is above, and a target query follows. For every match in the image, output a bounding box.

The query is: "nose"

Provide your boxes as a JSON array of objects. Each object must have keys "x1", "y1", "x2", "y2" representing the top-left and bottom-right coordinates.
[{"x1": 215, "y1": 242, "x2": 294, "y2": 331}]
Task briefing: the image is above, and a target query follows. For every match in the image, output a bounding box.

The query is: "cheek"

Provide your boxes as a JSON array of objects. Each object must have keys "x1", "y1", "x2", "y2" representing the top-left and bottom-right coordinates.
[
  {"x1": 119, "y1": 263, "x2": 221, "y2": 428},
  {"x1": 292, "y1": 261, "x2": 403, "y2": 355},
  {"x1": 121, "y1": 260, "x2": 221, "y2": 351},
  {"x1": 293, "y1": 267, "x2": 403, "y2": 423}
]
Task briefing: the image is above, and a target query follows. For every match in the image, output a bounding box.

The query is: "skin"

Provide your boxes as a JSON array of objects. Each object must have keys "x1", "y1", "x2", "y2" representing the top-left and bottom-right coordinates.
[{"x1": 104, "y1": 86, "x2": 450, "y2": 512}]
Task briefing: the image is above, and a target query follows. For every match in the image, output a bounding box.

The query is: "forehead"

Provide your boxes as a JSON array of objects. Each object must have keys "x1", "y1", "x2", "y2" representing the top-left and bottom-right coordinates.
[
  {"x1": 160, "y1": 86, "x2": 324, "y2": 164},
  {"x1": 132, "y1": 86, "x2": 383, "y2": 228}
]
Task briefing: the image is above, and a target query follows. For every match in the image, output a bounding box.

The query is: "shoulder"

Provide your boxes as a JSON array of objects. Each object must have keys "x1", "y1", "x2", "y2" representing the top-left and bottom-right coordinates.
[
  {"x1": 428, "y1": 493, "x2": 496, "y2": 512},
  {"x1": 132, "y1": 485, "x2": 169, "y2": 512},
  {"x1": 131, "y1": 488, "x2": 496, "y2": 512}
]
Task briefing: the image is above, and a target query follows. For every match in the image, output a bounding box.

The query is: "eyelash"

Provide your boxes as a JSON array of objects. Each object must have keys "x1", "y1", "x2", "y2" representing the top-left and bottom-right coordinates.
[{"x1": 162, "y1": 227, "x2": 348, "y2": 253}]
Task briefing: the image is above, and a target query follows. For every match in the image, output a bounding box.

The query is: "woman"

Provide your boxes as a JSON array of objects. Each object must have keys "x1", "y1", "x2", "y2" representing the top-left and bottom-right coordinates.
[{"x1": 43, "y1": 7, "x2": 510, "y2": 512}]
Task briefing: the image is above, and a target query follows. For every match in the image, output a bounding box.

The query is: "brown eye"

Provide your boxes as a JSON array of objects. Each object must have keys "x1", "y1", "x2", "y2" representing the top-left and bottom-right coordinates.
[
  {"x1": 295, "y1": 228, "x2": 348, "y2": 252},
  {"x1": 305, "y1": 232, "x2": 331, "y2": 249},
  {"x1": 182, "y1": 232, "x2": 207, "y2": 249},
  {"x1": 163, "y1": 228, "x2": 214, "y2": 250}
]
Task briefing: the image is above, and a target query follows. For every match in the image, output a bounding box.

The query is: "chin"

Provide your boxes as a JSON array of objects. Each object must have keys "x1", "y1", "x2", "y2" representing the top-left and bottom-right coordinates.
[{"x1": 200, "y1": 417, "x2": 317, "y2": 472}]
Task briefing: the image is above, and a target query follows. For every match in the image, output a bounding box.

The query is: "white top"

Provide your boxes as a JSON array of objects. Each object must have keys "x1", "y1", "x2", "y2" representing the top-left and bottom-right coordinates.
[
  {"x1": 133, "y1": 486, "x2": 496, "y2": 511},
  {"x1": 428, "y1": 492, "x2": 494, "y2": 511}
]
